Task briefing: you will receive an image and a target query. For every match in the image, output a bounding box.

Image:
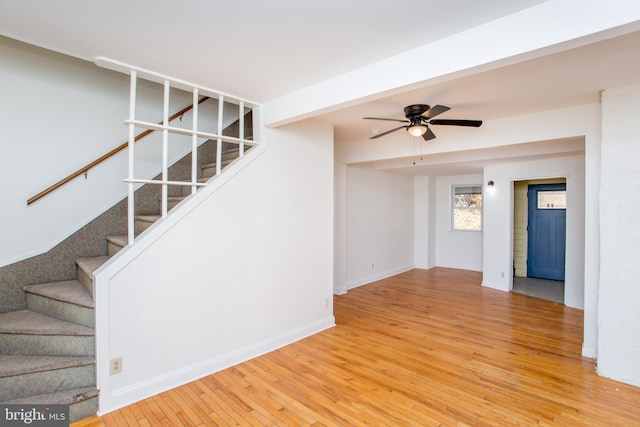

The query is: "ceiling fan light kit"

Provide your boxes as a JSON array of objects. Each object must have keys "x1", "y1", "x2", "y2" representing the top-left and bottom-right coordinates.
[
  {"x1": 408, "y1": 123, "x2": 427, "y2": 136},
  {"x1": 364, "y1": 104, "x2": 482, "y2": 141}
]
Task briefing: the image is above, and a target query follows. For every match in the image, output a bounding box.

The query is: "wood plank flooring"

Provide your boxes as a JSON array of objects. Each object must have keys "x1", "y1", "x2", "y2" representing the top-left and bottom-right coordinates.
[{"x1": 73, "y1": 268, "x2": 640, "y2": 426}]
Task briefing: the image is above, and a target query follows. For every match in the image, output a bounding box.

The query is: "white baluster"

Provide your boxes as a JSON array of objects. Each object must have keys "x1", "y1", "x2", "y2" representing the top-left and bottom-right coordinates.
[
  {"x1": 191, "y1": 90, "x2": 199, "y2": 195},
  {"x1": 127, "y1": 71, "x2": 137, "y2": 246},
  {"x1": 162, "y1": 80, "x2": 170, "y2": 218},
  {"x1": 216, "y1": 96, "x2": 224, "y2": 176},
  {"x1": 239, "y1": 101, "x2": 245, "y2": 157}
]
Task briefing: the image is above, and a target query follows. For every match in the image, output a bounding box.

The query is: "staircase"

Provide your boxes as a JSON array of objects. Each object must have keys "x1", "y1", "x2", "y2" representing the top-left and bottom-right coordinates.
[{"x1": 0, "y1": 144, "x2": 246, "y2": 422}]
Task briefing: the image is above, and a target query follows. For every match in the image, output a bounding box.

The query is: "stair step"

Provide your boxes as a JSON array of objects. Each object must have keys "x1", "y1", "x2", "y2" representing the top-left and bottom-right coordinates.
[
  {"x1": 135, "y1": 214, "x2": 161, "y2": 235},
  {"x1": 0, "y1": 310, "x2": 94, "y2": 335},
  {"x1": 3, "y1": 386, "x2": 98, "y2": 422},
  {"x1": 24, "y1": 280, "x2": 94, "y2": 328},
  {"x1": 24, "y1": 280, "x2": 93, "y2": 309},
  {"x1": 106, "y1": 235, "x2": 127, "y2": 256},
  {"x1": 0, "y1": 355, "x2": 95, "y2": 401},
  {"x1": 76, "y1": 256, "x2": 110, "y2": 297},
  {"x1": 0, "y1": 355, "x2": 95, "y2": 378},
  {"x1": 180, "y1": 180, "x2": 208, "y2": 196},
  {"x1": 201, "y1": 158, "x2": 235, "y2": 178},
  {"x1": 207, "y1": 147, "x2": 243, "y2": 162},
  {"x1": 168, "y1": 196, "x2": 186, "y2": 210},
  {"x1": 0, "y1": 310, "x2": 94, "y2": 356},
  {"x1": 199, "y1": 146, "x2": 252, "y2": 180}
]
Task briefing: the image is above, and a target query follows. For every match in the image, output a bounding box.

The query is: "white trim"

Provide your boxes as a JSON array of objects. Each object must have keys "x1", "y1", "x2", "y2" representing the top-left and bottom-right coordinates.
[
  {"x1": 451, "y1": 183, "x2": 483, "y2": 232},
  {"x1": 123, "y1": 120, "x2": 254, "y2": 146},
  {"x1": 123, "y1": 179, "x2": 207, "y2": 187},
  {"x1": 481, "y1": 280, "x2": 509, "y2": 292},
  {"x1": 346, "y1": 264, "x2": 414, "y2": 290}
]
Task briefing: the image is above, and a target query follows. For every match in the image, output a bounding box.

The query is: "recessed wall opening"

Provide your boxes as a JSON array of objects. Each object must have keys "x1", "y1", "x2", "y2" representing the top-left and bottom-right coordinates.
[{"x1": 512, "y1": 177, "x2": 567, "y2": 304}]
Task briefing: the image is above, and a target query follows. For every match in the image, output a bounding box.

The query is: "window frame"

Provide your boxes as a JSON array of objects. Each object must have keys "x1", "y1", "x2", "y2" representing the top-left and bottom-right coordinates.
[{"x1": 451, "y1": 184, "x2": 483, "y2": 232}]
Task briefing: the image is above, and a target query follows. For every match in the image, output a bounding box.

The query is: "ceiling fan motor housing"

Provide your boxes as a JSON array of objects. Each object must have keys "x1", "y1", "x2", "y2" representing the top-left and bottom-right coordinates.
[{"x1": 404, "y1": 104, "x2": 430, "y2": 118}]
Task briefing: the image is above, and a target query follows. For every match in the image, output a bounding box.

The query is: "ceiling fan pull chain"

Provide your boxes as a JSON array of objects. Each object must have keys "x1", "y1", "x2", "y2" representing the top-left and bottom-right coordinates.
[{"x1": 413, "y1": 136, "x2": 416, "y2": 165}]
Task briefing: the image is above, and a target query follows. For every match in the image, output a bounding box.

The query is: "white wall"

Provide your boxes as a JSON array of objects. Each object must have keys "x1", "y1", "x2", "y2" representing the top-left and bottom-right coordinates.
[
  {"x1": 414, "y1": 176, "x2": 430, "y2": 269},
  {"x1": 435, "y1": 174, "x2": 484, "y2": 271},
  {"x1": 344, "y1": 165, "x2": 414, "y2": 289},
  {"x1": 427, "y1": 177, "x2": 437, "y2": 268},
  {"x1": 333, "y1": 161, "x2": 347, "y2": 294},
  {"x1": 96, "y1": 119, "x2": 335, "y2": 413},
  {"x1": 0, "y1": 37, "x2": 230, "y2": 267},
  {"x1": 597, "y1": 83, "x2": 640, "y2": 387}
]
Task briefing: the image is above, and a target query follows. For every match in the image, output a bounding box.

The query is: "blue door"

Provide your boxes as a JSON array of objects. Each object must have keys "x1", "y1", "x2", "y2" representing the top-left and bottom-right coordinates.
[{"x1": 527, "y1": 184, "x2": 566, "y2": 280}]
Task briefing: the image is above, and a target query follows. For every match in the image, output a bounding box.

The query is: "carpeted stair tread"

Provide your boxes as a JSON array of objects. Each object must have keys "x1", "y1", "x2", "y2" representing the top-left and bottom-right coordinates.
[
  {"x1": 135, "y1": 214, "x2": 161, "y2": 222},
  {"x1": 106, "y1": 235, "x2": 127, "y2": 247},
  {"x1": 207, "y1": 147, "x2": 243, "y2": 160},
  {"x1": 0, "y1": 355, "x2": 94, "y2": 378},
  {"x1": 76, "y1": 256, "x2": 110, "y2": 276},
  {"x1": 0, "y1": 310, "x2": 93, "y2": 336},
  {"x1": 167, "y1": 196, "x2": 187, "y2": 210},
  {"x1": 3, "y1": 386, "x2": 97, "y2": 405},
  {"x1": 166, "y1": 196, "x2": 187, "y2": 205},
  {"x1": 202, "y1": 159, "x2": 234, "y2": 171},
  {"x1": 106, "y1": 235, "x2": 127, "y2": 257},
  {"x1": 23, "y1": 280, "x2": 93, "y2": 309},
  {"x1": 201, "y1": 160, "x2": 232, "y2": 168}
]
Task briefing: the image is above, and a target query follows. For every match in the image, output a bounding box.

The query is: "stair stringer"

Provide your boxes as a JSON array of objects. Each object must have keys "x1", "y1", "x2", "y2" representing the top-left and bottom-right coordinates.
[{"x1": 92, "y1": 142, "x2": 267, "y2": 415}]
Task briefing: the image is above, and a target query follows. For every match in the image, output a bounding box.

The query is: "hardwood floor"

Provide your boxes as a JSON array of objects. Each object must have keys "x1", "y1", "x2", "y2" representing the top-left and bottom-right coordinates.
[{"x1": 73, "y1": 268, "x2": 640, "y2": 426}]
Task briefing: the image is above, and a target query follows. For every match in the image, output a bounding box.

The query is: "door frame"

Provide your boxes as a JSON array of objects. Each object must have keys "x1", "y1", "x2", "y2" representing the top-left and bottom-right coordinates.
[{"x1": 510, "y1": 178, "x2": 568, "y2": 297}]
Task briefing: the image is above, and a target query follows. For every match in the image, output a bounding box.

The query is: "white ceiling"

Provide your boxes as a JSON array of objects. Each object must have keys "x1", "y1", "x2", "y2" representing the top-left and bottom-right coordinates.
[
  {"x1": 2, "y1": 0, "x2": 640, "y2": 175},
  {"x1": 0, "y1": 0, "x2": 546, "y2": 102}
]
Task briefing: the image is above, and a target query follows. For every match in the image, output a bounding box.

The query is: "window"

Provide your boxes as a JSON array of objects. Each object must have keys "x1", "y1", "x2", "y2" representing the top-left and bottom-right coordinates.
[
  {"x1": 537, "y1": 190, "x2": 566, "y2": 209},
  {"x1": 452, "y1": 185, "x2": 482, "y2": 231}
]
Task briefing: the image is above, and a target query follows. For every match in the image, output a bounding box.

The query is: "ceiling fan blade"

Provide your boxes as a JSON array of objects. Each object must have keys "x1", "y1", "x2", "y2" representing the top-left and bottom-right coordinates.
[
  {"x1": 423, "y1": 105, "x2": 450, "y2": 119},
  {"x1": 422, "y1": 127, "x2": 436, "y2": 141},
  {"x1": 370, "y1": 125, "x2": 407, "y2": 139},
  {"x1": 429, "y1": 119, "x2": 483, "y2": 127},
  {"x1": 364, "y1": 117, "x2": 409, "y2": 123}
]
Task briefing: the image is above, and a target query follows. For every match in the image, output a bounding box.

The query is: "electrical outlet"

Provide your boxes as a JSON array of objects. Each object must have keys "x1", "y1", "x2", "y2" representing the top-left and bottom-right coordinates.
[
  {"x1": 110, "y1": 357, "x2": 123, "y2": 375},
  {"x1": 325, "y1": 298, "x2": 329, "y2": 308}
]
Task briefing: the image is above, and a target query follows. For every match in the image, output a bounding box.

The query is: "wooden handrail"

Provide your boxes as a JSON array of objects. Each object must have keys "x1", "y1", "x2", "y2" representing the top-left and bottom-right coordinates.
[{"x1": 27, "y1": 96, "x2": 210, "y2": 205}]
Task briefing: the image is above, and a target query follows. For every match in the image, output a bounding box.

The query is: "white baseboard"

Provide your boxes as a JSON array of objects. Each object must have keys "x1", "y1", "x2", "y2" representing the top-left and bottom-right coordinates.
[
  {"x1": 481, "y1": 281, "x2": 509, "y2": 292},
  {"x1": 102, "y1": 316, "x2": 335, "y2": 414},
  {"x1": 346, "y1": 264, "x2": 414, "y2": 291}
]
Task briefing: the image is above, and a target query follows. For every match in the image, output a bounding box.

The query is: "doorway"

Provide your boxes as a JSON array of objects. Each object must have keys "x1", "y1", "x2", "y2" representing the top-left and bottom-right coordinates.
[{"x1": 512, "y1": 179, "x2": 566, "y2": 303}]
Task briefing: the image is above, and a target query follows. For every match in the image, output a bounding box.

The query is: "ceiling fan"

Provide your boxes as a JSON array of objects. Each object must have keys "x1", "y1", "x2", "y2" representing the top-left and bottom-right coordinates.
[{"x1": 364, "y1": 104, "x2": 482, "y2": 141}]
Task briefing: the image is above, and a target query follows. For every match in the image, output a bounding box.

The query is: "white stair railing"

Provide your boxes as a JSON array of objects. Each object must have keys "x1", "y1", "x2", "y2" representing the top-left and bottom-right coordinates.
[{"x1": 95, "y1": 58, "x2": 260, "y2": 246}]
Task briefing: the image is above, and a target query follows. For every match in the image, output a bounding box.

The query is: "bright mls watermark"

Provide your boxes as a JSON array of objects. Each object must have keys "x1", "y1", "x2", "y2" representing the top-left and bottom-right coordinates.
[{"x1": 0, "y1": 405, "x2": 68, "y2": 426}]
